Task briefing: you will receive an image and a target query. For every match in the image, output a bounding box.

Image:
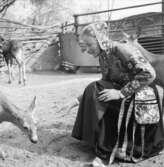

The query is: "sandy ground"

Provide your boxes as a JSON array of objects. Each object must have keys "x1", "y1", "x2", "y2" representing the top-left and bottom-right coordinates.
[{"x1": 0, "y1": 71, "x2": 163, "y2": 167}]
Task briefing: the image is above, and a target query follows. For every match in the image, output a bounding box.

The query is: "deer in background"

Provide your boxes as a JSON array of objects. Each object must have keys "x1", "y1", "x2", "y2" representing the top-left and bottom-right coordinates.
[
  {"x1": 0, "y1": 36, "x2": 26, "y2": 85},
  {"x1": 0, "y1": 91, "x2": 38, "y2": 158},
  {"x1": 122, "y1": 32, "x2": 164, "y2": 88}
]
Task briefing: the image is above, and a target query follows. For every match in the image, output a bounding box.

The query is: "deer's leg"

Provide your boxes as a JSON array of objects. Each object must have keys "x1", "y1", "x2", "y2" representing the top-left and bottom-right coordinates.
[
  {"x1": 10, "y1": 63, "x2": 15, "y2": 82},
  {"x1": 7, "y1": 63, "x2": 12, "y2": 84},
  {"x1": 22, "y1": 62, "x2": 26, "y2": 85},
  {"x1": 14, "y1": 58, "x2": 22, "y2": 84},
  {"x1": 18, "y1": 64, "x2": 22, "y2": 84},
  {"x1": 11, "y1": 67, "x2": 15, "y2": 81}
]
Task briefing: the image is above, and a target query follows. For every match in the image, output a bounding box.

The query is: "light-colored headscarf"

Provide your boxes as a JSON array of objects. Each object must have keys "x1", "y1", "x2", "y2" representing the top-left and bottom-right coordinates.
[{"x1": 80, "y1": 22, "x2": 112, "y2": 51}]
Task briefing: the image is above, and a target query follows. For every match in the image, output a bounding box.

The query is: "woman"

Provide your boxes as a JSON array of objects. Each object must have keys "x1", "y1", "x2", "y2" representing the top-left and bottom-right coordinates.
[{"x1": 68, "y1": 22, "x2": 164, "y2": 166}]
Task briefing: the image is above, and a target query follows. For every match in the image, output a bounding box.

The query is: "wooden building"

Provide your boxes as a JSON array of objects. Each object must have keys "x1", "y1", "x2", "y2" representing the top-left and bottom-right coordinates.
[{"x1": 109, "y1": 12, "x2": 164, "y2": 54}]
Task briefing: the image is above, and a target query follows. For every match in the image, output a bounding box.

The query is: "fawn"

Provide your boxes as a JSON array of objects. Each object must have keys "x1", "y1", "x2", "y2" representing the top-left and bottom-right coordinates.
[
  {"x1": 0, "y1": 92, "x2": 38, "y2": 143},
  {"x1": 0, "y1": 36, "x2": 26, "y2": 85}
]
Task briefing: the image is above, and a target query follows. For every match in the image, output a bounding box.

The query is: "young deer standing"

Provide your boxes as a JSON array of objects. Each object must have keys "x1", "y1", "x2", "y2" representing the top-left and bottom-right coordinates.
[{"x1": 0, "y1": 37, "x2": 26, "y2": 85}]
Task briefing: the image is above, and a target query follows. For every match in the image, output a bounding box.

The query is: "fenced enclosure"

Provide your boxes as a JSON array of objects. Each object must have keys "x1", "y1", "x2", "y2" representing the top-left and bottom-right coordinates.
[
  {"x1": 60, "y1": 1, "x2": 164, "y2": 72},
  {"x1": 0, "y1": 2, "x2": 164, "y2": 72}
]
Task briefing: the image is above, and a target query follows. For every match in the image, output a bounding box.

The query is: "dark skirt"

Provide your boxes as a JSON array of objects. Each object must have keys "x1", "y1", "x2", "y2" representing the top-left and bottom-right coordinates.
[{"x1": 72, "y1": 80, "x2": 164, "y2": 163}]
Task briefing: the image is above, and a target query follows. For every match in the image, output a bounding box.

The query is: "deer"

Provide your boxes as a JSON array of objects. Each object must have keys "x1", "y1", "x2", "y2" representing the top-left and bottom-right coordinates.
[
  {"x1": 122, "y1": 32, "x2": 164, "y2": 88},
  {"x1": 0, "y1": 91, "x2": 38, "y2": 158},
  {"x1": 0, "y1": 36, "x2": 26, "y2": 85}
]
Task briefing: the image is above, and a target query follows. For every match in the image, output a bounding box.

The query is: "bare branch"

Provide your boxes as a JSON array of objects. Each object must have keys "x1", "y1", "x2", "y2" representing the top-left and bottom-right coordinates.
[{"x1": 0, "y1": 0, "x2": 16, "y2": 14}]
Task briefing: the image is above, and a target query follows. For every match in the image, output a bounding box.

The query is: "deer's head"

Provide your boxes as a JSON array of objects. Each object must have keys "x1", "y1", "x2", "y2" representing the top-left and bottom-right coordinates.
[
  {"x1": 17, "y1": 96, "x2": 38, "y2": 143},
  {"x1": 121, "y1": 31, "x2": 138, "y2": 44}
]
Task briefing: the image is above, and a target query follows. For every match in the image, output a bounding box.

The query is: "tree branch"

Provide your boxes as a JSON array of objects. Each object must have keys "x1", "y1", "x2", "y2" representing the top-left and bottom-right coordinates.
[{"x1": 0, "y1": 0, "x2": 16, "y2": 14}]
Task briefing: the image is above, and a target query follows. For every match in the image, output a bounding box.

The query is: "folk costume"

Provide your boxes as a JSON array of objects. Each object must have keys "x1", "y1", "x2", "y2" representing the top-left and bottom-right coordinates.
[{"x1": 72, "y1": 22, "x2": 164, "y2": 164}]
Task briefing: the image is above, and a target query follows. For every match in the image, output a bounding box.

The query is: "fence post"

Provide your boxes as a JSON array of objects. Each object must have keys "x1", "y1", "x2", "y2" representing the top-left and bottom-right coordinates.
[
  {"x1": 73, "y1": 15, "x2": 79, "y2": 37},
  {"x1": 161, "y1": 0, "x2": 164, "y2": 53},
  {"x1": 162, "y1": 0, "x2": 164, "y2": 36},
  {"x1": 61, "y1": 23, "x2": 64, "y2": 34}
]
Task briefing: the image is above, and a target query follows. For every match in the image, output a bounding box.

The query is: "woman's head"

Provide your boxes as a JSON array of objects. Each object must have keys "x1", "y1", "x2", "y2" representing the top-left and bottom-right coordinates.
[
  {"x1": 79, "y1": 22, "x2": 110, "y2": 57},
  {"x1": 79, "y1": 28, "x2": 100, "y2": 57}
]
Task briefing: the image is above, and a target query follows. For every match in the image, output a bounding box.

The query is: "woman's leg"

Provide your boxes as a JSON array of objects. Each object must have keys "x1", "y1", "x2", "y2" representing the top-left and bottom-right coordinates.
[
  {"x1": 72, "y1": 80, "x2": 123, "y2": 165},
  {"x1": 72, "y1": 80, "x2": 113, "y2": 146}
]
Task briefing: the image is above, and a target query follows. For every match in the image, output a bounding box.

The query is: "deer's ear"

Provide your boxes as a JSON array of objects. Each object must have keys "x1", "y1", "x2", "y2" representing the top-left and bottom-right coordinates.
[{"x1": 28, "y1": 96, "x2": 36, "y2": 113}]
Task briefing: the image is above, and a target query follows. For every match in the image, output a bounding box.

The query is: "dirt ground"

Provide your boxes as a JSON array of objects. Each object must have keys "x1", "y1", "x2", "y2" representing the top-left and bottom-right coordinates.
[{"x1": 0, "y1": 71, "x2": 163, "y2": 167}]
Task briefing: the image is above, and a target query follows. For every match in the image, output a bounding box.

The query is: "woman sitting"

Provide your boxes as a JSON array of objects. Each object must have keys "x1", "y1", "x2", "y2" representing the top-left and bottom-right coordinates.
[{"x1": 66, "y1": 22, "x2": 164, "y2": 166}]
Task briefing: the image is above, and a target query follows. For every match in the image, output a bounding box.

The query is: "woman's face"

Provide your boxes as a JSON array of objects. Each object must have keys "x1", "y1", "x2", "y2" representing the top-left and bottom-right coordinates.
[{"x1": 79, "y1": 35, "x2": 101, "y2": 57}]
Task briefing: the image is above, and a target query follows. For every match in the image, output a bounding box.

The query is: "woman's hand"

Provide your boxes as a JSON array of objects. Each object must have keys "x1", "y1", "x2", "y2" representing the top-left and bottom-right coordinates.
[{"x1": 98, "y1": 89, "x2": 124, "y2": 102}]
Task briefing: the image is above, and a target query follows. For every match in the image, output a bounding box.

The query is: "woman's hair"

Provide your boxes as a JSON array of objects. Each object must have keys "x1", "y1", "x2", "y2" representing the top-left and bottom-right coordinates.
[{"x1": 80, "y1": 22, "x2": 111, "y2": 51}]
